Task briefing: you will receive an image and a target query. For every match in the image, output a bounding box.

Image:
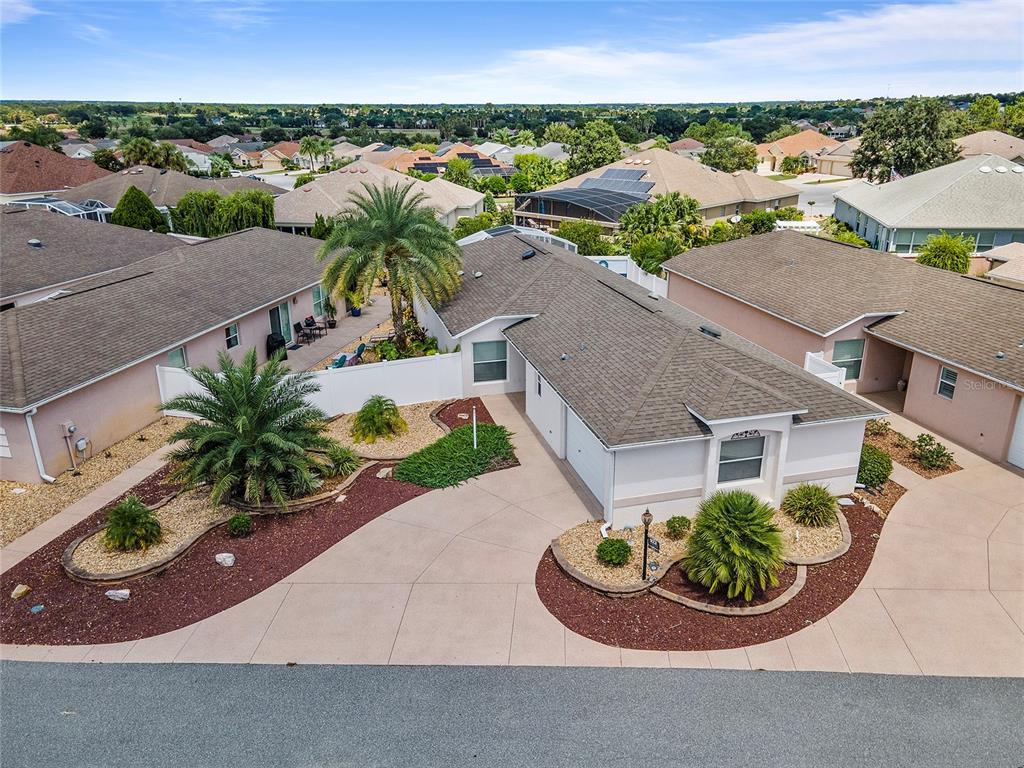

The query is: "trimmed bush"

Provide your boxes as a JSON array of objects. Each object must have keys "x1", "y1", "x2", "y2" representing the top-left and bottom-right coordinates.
[
  {"x1": 103, "y1": 495, "x2": 162, "y2": 551},
  {"x1": 683, "y1": 490, "x2": 785, "y2": 602},
  {"x1": 864, "y1": 418, "x2": 891, "y2": 438},
  {"x1": 911, "y1": 434, "x2": 954, "y2": 470},
  {"x1": 596, "y1": 537, "x2": 631, "y2": 567},
  {"x1": 394, "y1": 424, "x2": 514, "y2": 488},
  {"x1": 350, "y1": 395, "x2": 407, "y2": 444},
  {"x1": 227, "y1": 513, "x2": 253, "y2": 538},
  {"x1": 857, "y1": 443, "x2": 893, "y2": 488},
  {"x1": 781, "y1": 483, "x2": 838, "y2": 527},
  {"x1": 323, "y1": 443, "x2": 360, "y2": 476},
  {"x1": 665, "y1": 516, "x2": 691, "y2": 540}
]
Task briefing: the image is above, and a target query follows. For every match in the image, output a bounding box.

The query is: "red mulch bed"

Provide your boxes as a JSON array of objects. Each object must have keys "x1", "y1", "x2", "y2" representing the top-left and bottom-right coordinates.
[
  {"x1": 435, "y1": 397, "x2": 497, "y2": 430},
  {"x1": 0, "y1": 466, "x2": 427, "y2": 646},
  {"x1": 658, "y1": 563, "x2": 798, "y2": 608},
  {"x1": 536, "y1": 502, "x2": 884, "y2": 651}
]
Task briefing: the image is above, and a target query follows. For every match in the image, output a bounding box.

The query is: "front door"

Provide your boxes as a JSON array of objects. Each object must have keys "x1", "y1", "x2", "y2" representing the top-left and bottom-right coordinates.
[{"x1": 269, "y1": 301, "x2": 292, "y2": 343}]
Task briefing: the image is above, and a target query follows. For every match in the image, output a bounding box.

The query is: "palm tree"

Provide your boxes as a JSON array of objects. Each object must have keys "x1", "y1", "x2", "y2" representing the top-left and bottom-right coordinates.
[
  {"x1": 300, "y1": 135, "x2": 332, "y2": 172},
  {"x1": 318, "y1": 183, "x2": 461, "y2": 351},
  {"x1": 490, "y1": 127, "x2": 513, "y2": 145},
  {"x1": 162, "y1": 349, "x2": 356, "y2": 508}
]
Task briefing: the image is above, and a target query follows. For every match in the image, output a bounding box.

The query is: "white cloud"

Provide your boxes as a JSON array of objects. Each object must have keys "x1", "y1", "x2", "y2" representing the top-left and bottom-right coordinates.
[
  {"x1": 0, "y1": 0, "x2": 44, "y2": 26},
  {"x1": 73, "y1": 23, "x2": 108, "y2": 43},
  {"x1": 186, "y1": 0, "x2": 275, "y2": 30}
]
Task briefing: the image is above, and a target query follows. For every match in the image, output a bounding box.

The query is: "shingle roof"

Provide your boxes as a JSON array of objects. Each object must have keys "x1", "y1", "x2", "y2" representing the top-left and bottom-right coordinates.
[
  {"x1": 834, "y1": 153, "x2": 1024, "y2": 229},
  {"x1": 0, "y1": 228, "x2": 324, "y2": 410},
  {"x1": 431, "y1": 234, "x2": 879, "y2": 447},
  {"x1": 167, "y1": 138, "x2": 215, "y2": 154},
  {"x1": 955, "y1": 131, "x2": 1024, "y2": 161},
  {"x1": 668, "y1": 138, "x2": 705, "y2": 151},
  {"x1": 53, "y1": 165, "x2": 283, "y2": 208},
  {"x1": 273, "y1": 161, "x2": 482, "y2": 226},
  {"x1": 756, "y1": 129, "x2": 840, "y2": 158},
  {"x1": 0, "y1": 208, "x2": 180, "y2": 300},
  {"x1": 663, "y1": 230, "x2": 1024, "y2": 391},
  {"x1": 545, "y1": 149, "x2": 795, "y2": 211},
  {"x1": 0, "y1": 142, "x2": 111, "y2": 194}
]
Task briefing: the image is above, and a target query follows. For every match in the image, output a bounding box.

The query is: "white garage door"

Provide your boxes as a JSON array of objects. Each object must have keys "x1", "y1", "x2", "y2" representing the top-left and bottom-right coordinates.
[
  {"x1": 1009, "y1": 397, "x2": 1024, "y2": 469},
  {"x1": 566, "y1": 409, "x2": 606, "y2": 505}
]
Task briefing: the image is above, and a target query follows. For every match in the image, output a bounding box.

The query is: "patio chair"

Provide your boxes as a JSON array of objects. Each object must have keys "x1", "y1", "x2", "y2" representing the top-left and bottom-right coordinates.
[
  {"x1": 293, "y1": 322, "x2": 314, "y2": 344},
  {"x1": 329, "y1": 354, "x2": 347, "y2": 370},
  {"x1": 304, "y1": 316, "x2": 325, "y2": 339},
  {"x1": 352, "y1": 343, "x2": 366, "y2": 362}
]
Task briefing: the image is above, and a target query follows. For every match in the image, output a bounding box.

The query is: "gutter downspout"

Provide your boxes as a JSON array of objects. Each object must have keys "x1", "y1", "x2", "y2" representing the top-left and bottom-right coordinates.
[{"x1": 25, "y1": 408, "x2": 56, "y2": 483}]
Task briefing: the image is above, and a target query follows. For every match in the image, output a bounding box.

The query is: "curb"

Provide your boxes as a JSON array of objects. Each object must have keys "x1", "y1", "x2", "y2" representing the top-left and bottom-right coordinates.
[
  {"x1": 549, "y1": 539, "x2": 683, "y2": 599},
  {"x1": 651, "y1": 565, "x2": 807, "y2": 616},
  {"x1": 784, "y1": 511, "x2": 851, "y2": 566}
]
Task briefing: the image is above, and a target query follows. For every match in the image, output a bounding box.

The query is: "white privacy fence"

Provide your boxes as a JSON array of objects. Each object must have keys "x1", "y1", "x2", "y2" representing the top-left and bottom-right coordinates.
[
  {"x1": 804, "y1": 351, "x2": 846, "y2": 388},
  {"x1": 156, "y1": 352, "x2": 464, "y2": 419},
  {"x1": 625, "y1": 260, "x2": 668, "y2": 297}
]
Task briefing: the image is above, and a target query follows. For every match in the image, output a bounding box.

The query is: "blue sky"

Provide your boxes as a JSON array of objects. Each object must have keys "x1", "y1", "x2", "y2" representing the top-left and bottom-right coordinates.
[{"x1": 1, "y1": 0, "x2": 1021, "y2": 103}]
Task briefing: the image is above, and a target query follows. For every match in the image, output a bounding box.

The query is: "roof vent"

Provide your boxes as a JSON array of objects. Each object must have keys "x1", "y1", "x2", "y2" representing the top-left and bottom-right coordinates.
[
  {"x1": 642, "y1": 159, "x2": 651, "y2": 165},
  {"x1": 521, "y1": 249, "x2": 536, "y2": 260},
  {"x1": 27, "y1": 238, "x2": 43, "y2": 248},
  {"x1": 560, "y1": 353, "x2": 569, "y2": 361},
  {"x1": 473, "y1": 270, "x2": 483, "y2": 279},
  {"x1": 457, "y1": 269, "x2": 464, "y2": 276},
  {"x1": 995, "y1": 351, "x2": 1006, "y2": 359},
  {"x1": 647, "y1": 292, "x2": 659, "y2": 300},
  {"x1": 1013, "y1": 166, "x2": 1024, "y2": 173},
  {"x1": 698, "y1": 323, "x2": 722, "y2": 339},
  {"x1": 996, "y1": 166, "x2": 1008, "y2": 173},
  {"x1": 979, "y1": 165, "x2": 992, "y2": 173},
  {"x1": 623, "y1": 159, "x2": 633, "y2": 164}
]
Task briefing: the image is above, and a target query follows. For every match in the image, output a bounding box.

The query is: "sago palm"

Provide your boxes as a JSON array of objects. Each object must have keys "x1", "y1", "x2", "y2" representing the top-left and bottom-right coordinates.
[
  {"x1": 162, "y1": 349, "x2": 356, "y2": 508},
  {"x1": 318, "y1": 182, "x2": 462, "y2": 350}
]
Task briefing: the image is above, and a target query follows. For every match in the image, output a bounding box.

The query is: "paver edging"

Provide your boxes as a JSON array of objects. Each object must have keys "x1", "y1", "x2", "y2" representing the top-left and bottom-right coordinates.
[
  {"x1": 61, "y1": 462, "x2": 378, "y2": 585},
  {"x1": 549, "y1": 537, "x2": 683, "y2": 598},
  {"x1": 337, "y1": 400, "x2": 456, "y2": 461},
  {"x1": 650, "y1": 565, "x2": 807, "y2": 616},
  {"x1": 784, "y1": 511, "x2": 851, "y2": 566}
]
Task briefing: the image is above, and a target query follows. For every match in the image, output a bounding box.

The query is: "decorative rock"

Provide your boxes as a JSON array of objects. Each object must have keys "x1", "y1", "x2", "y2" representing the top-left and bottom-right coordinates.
[
  {"x1": 376, "y1": 466, "x2": 393, "y2": 479},
  {"x1": 105, "y1": 589, "x2": 130, "y2": 601},
  {"x1": 335, "y1": 494, "x2": 347, "y2": 504},
  {"x1": 457, "y1": 413, "x2": 469, "y2": 420},
  {"x1": 9, "y1": 487, "x2": 26, "y2": 495},
  {"x1": 10, "y1": 584, "x2": 31, "y2": 600},
  {"x1": 838, "y1": 498, "x2": 855, "y2": 506},
  {"x1": 30, "y1": 604, "x2": 44, "y2": 614},
  {"x1": 648, "y1": 562, "x2": 660, "y2": 572},
  {"x1": 215, "y1": 553, "x2": 235, "y2": 567},
  {"x1": 854, "y1": 482, "x2": 865, "y2": 489}
]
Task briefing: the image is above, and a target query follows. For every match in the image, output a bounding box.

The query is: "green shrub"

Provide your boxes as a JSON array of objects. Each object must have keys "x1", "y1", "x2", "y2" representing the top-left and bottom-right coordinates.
[
  {"x1": 103, "y1": 495, "x2": 162, "y2": 551},
  {"x1": 857, "y1": 443, "x2": 893, "y2": 488},
  {"x1": 350, "y1": 395, "x2": 407, "y2": 444},
  {"x1": 665, "y1": 516, "x2": 691, "y2": 540},
  {"x1": 323, "y1": 443, "x2": 360, "y2": 476},
  {"x1": 394, "y1": 424, "x2": 514, "y2": 488},
  {"x1": 864, "y1": 418, "x2": 891, "y2": 438},
  {"x1": 781, "y1": 483, "x2": 838, "y2": 527},
  {"x1": 374, "y1": 340, "x2": 400, "y2": 361},
  {"x1": 596, "y1": 537, "x2": 631, "y2": 567},
  {"x1": 683, "y1": 490, "x2": 784, "y2": 602},
  {"x1": 227, "y1": 513, "x2": 253, "y2": 538},
  {"x1": 911, "y1": 434, "x2": 954, "y2": 470}
]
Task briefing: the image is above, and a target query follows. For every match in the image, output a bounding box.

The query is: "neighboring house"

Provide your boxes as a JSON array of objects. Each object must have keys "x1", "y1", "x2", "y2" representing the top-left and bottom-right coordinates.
[
  {"x1": 207, "y1": 134, "x2": 241, "y2": 149},
  {"x1": 414, "y1": 232, "x2": 880, "y2": 526},
  {"x1": 493, "y1": 145, "x2": 538, "y2": 165},
  {"x1": 61, "y1": 143, "x2": 98, "y2": 159},
  {"x1": 0, "y1": 207, "x2": 179, "y2": 309},
  {"x1": 667, "y1": 138, "x2": 706, "y2": 160},
  {"x1": 821, "y1": 123, "x2": 856, "y2": 140},
  {"x1": 0, "y1": 142, "x2": 111, "y2": 203},
  {"x1": 662, "y1": 230, "x2": 1024, "y2": 468},
  {"x1": 755, "y1": 129, "x2": 840, "y2": 173},
  {"x1": 474, "y1": 142, "x2": 510, "y2": 157},
  {"x1": 514, "y1": 149, "x2": 798, "y2": 234},
  {"x1": 330, "y1": 141, "x2": 361, "y2": 160},
  {"x1": 955, "y1": 130, "x2": 1024, "y2": 163},
  {"x1": 273, "y1": 161, "x2": 484, "y2": 233},
  {"x1": 167, "y1": 138, "x2": 216, "y2": 154},
  {"x1": 812, "y1": 138, "x2": 861, "y2": 178},
  {"x1": 532, "y1": 142, "x2": 571, "y2": 163},
  {"x1": 833, "y1": 153, "x2": 1024, "y2": 260},
  {"x1": 167, "y1": 139, "x2": 215, "y2": 172},
  {"x1": 0, "y1": 228, "x2": 332, "y2": 483},
  {"x1": 985, "y1": 242, "x2": 1024, "y2": 288},
  {"x1": 261, "y1": 141, "x2": 303, "y2": 171},
  {"x1": 792, "y1": 119, "x2": 816, "y2": 131}
]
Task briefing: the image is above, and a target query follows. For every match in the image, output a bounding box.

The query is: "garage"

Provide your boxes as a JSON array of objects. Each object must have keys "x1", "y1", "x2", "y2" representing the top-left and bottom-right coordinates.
[
  {"x1": 1009, "y1": 396, "x2": 1024, "y2": 470},
  {"x1": 566, "y1": 408, "x2": 607, "y2": 506}
]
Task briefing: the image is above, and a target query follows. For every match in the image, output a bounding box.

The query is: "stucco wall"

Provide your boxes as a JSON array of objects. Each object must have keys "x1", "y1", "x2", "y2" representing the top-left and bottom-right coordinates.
[
  {"x1": 858, "y1": 336, "x2": 909, "y2": 394},
  {"x1": 457, "y1": 319, "x2": 527, "y2": 397},
  {"x1": 0, "y1": 413, "x2": 38, "y2": 482},
  {"x1": 612, "y1": 439, "x2": 709, "y2": 525},
  {"x1": 524, "y1": 361, "x2": 565, "y2": 458},
  {"x1": 903, "y1": 354, "x2": 1020, "y2": 462},
  {"x1": 782, "y1": 420, "x2": 866, "y2": 495}
]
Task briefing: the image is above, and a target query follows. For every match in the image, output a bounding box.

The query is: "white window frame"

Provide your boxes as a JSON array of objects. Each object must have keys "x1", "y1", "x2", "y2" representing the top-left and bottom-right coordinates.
[
  {"x1": 472, "y1": 340, "x2": 508, "y2": 384},
  {"x1": 168, "y1": 346, "x2": 188, "y2": 369},
  {"x1": 225, "y1": 323, "x2": 240, "y2": 349},
  {"x1": 832, "y1": 338, "x2": 865, "y2": 380},
  {"x1": 716, "y1": 435, "x2": 766, "y2": 484},
  {"x1": 312, "y1": 285, "x2": 325, "y2": 317},
  {"x1": 937, "y1": 367, "x2": 958, "y2": 400}
]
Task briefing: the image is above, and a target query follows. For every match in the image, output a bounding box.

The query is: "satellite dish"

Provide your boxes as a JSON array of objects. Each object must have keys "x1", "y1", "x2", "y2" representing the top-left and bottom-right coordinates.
[{"x1": 729, "y1": 215, "x2": 742, "y2": 224}]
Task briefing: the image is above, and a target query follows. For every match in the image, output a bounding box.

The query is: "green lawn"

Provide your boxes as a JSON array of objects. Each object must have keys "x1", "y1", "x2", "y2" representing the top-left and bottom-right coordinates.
[
  {"x1": 766, "y1": 173, "x2": 798, "y2": 181},
  {"x1": 394, "y1": 424, "x2": 515, "y2": 488}
]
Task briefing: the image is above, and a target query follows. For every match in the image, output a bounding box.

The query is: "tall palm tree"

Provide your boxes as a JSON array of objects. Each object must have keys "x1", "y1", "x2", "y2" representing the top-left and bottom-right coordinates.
[
  {"x1": 318, "y1": 183, "x2": 462, "y2": 351},
  {"x1": 162, "y1": 349, "x2": 356, "y2": 508},
  {"x1": 300, "y1": 135, "x2": 333, "y2": 171}
]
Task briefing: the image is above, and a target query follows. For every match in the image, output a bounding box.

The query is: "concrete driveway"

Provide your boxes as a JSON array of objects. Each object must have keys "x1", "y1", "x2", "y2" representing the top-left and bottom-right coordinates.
[
  {"x1": 777, "y1": 175, "x2": 859, "y2": 217},
  {"x1": 3, "y1": 397, "x2": 1022, "y2": 675}
]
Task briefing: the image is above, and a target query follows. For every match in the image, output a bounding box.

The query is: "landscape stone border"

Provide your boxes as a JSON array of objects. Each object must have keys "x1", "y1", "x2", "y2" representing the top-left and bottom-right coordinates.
[
  {"x1": 549, "y1": 536, "x2": 684, "y2": 598},
  {"x1": 784, "y1": 511, "x2": 851, "y2": 566},
  {"x1": 337, "y1": 400, "x2": 454, "y2": 461},
  {"x1": 651, "y1": 565, "x2": 807, "y2": 616},
  {"x1": 62, "y1": 462, "x2": 378, "y2": 585}
]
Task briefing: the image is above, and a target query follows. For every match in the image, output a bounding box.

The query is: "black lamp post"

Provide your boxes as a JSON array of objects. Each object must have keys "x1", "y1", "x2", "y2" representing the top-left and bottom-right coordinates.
[{"x1": 641, "y1": 509, "x2": 653, "y2": 581}]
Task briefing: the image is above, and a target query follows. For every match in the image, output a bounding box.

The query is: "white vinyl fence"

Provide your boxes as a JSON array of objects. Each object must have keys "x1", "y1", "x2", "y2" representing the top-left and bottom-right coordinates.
[
  {"x1": 626, "y1": 260, "x2": 668, "y2": 297},
  {"x1": 804, "y1": 351, "x2": 847, "y2": 388},
  {"x1": 157, "y1": 352, "x2": 464, "y2": 419}
]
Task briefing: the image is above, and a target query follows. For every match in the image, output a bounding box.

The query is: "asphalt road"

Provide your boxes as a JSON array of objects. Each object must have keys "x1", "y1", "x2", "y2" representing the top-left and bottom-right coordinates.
[{"x1": 2, "y1": 662, "x2": 1021, "y2": 767}]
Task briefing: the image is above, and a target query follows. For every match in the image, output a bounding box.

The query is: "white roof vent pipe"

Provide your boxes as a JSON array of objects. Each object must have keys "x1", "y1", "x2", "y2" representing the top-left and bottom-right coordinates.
[
  {"x1": 995, "y1": 166, "x2": 1008, "y2": 173},
  {"x1": 979, "y1": 166, "x2": 992, "y2": 173}
]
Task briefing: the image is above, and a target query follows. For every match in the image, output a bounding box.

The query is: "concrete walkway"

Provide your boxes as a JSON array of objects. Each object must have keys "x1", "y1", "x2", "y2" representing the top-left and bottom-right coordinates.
[{"x1": 2, "y1": 396, "x2": 1022, "y2": 675}]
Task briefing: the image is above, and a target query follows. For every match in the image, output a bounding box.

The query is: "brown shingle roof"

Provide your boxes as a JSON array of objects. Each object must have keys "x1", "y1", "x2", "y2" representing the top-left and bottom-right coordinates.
[
  {"x1": 0, "y1": 142, "x2": 111, "y2": 194},
  {"x1": 756, "y1": 129, "x2": 840, "y2": 158},
  {"x1": 663, "y1": 230, "x2": 1024, "y2": 391},
  {"x1": 0, "y1": 208, "x2": 180, "y2": 300},
  {"x1": 955, "y1": 130, "x2": 1024, "y2": 161},
  {"x1": 0, "y1": 229, "x2": 324, "y2": 410},
  {"x1": 432, "y1": 234, "x2": 878, "y2": 447},
  {"x1": 167, "y1": 138, "x2": 215, "y2": 154}
]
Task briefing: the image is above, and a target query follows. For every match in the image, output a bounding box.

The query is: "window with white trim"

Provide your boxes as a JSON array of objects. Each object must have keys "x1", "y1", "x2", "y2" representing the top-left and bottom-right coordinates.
[
  {"x1": 225, "y1": 324, "x2": 239, "y2": 349},
  {"x1": 832, "y1": 338, "x2": 865, "y2": 380},
  {"x1": 472, "y1": 340, "x2": 507, "y2": 383},
  {"x1": 168, "y1": 346, "x2": 187, "y2": 368},
  {"x1": 937, "y1": 367, "x2": 958, "y2": 399},
  {"x1": 312, "y1": 284, "x2": 325, "y2": 317},
  {"x1": 717, "y1": 436, "x2": 766, "y2": 483}
]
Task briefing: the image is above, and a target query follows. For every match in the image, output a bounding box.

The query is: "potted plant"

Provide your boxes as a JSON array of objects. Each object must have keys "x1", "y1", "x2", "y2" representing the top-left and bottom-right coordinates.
[
  {"x1": 323, "y1": 294, "x2": 338, "y2": 329},
  {"x1": 346, "y1": 290, "x2": 364, "y2": 317}
]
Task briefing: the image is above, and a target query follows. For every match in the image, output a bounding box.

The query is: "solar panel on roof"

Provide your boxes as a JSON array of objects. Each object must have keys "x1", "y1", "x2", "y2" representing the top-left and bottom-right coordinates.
[
  {"x1": 457, "y1": 152, "x2": 477, "y2": 159},
  {"x1": 602, "y1": 168, "x2": 646, "y2": 180}
]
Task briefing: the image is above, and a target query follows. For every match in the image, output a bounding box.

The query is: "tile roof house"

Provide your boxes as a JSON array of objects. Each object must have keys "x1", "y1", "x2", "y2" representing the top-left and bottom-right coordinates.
[
  {"x1": 955, "y1": 130, "x2": 1024, "y2": 163},
  {"x1": 833, "y1": 153, "x2": 1024, "y2": 257},
  {"x1": 0, "y1": 142, "x2": 111, "y2": 203},
  {"x1": 755, "y1": 129, "x2": 840, "y2": 173},
  {"x1": 260, "y1": 141, "x2": 303, "y2": 171},
  {"x1": 273, "y1": 161, "x2": 484, "y2": 232},
  {"x1": 414, "y1": 232, "x2": 880, "y2": 525},
  {"x1": 0, "y1": 228, "x2": 332, "y2": 482},
  {"x1": 662, "y1": 230, "x2": 1024, "y2": 467},
  {"x1": 0, "y1": 207, "x2": 180, "y2": 308},
  {"x1": 515, "y1": 148, "x2": 798, "y2": 234}
]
